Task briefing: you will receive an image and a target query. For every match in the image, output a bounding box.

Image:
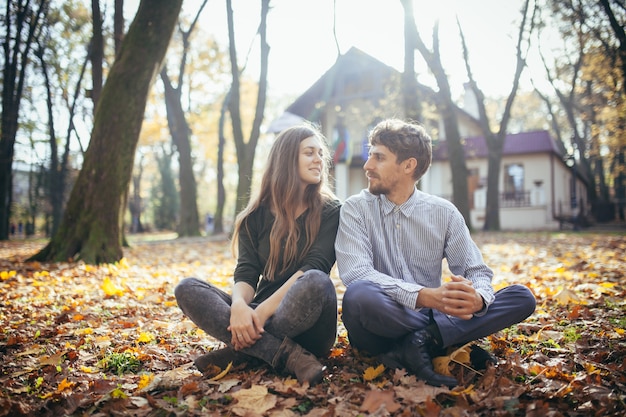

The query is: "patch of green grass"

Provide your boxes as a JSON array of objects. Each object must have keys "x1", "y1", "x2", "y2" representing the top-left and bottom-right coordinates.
[
  {"x1": 100, "y1": 351, "x2": 142, "y2": 376},
  {"x1": 562, "y1": 327, "x2": 581, "y2": 343}
]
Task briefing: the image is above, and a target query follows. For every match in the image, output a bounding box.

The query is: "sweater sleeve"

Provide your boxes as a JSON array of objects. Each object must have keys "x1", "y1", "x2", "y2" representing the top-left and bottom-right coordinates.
[
  {"x1": 233, "y1": 211, "x2": 265, "y2": 291},
  {"x1": 298, "y1": 199, "x2": 341, "y2": 274}
]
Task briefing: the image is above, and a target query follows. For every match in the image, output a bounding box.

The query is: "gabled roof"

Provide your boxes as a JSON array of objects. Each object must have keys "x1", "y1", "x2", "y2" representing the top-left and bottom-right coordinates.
[
  {"x1": 432, "y1": 130, "x2": 566, "y2": 160},
  {"x1": 284, "y1": 47, "x2": 399, "y2": 121}
]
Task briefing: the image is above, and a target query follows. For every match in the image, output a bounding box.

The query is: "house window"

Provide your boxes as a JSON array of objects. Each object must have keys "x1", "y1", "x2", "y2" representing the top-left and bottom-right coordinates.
[{"x1": 504, "y1": 163, "x2": 524, "y2": 200}]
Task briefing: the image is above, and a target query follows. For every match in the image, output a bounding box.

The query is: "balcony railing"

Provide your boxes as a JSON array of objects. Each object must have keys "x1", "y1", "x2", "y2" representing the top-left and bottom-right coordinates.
[
  {"x1": 500, "y1": 191, "x2": 531, "y2": 208},
  {"x1": 440, "y1": 190, "x2": 533, "y2": 208}
]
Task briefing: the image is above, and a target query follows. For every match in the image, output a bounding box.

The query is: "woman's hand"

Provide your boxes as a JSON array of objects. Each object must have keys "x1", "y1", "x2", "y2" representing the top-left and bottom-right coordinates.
[{"x1": 228, "y1": 299, "x2": 264, "y2": 350}]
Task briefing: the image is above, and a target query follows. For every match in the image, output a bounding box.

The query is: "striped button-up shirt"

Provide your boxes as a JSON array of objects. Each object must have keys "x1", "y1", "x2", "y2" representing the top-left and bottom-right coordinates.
[{"x1": 335, "y1": 188, "x2": 495, "y2": 313}]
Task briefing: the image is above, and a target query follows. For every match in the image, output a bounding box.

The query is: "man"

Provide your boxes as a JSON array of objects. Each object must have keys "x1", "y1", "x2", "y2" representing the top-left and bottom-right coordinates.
[{"x1": 335, "y1": 118, "x2": 536, "y2": 388}]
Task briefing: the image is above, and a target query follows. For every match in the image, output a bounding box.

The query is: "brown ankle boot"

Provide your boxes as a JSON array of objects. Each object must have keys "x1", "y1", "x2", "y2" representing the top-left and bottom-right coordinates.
[
  {"x1": 194, "y1": 347, "x2": 257, "y2": 374},
  {"x1": 271, "y1": 338, "x2": 326, "y2": 385}
]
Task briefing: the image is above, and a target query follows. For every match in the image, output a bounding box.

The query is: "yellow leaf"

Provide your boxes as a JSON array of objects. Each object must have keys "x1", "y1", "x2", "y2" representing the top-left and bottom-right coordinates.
[
  {"x1": 432, "y1": 344, "x2": 472, "y2": 376},
  {"x1": 80, "y1": 366, "x2": 97, "y2": 373},
  {"x1": 57, "y1": 378, "x2": 75, "y2": 392},
  {"x1": 75, "y1": 327, "x2": 94, "y2": 336},
  {"x1": 111, "y1": 387, "x2": 127, "y2": 399},
  {"x1": 102, "y1": 277, "x2": 124, "y2": 297},
  {"x1": 137, "y1": 373, "x2": 155, "y2": 390},
  {"x1": 449, "y1": 345, "x2": 471, "y2": 365},
  {"x1": 0, "y1": 270, "x2": 16, "y2": 280},
  {"x1": 363, "y1": 364, "x2": 385, "y2": 381},
  {"x1": 137, "y1": 332, "x2": 155, "y2": 343},
  {"x1": 432, "y1": 356, "x2": 453, "y2": 376},
  {"x1": 209, "y1": 361, "x2": 233, "y2": 381}
]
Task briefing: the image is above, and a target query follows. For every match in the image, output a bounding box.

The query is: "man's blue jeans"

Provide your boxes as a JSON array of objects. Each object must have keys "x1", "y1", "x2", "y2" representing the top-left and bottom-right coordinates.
[{"x1": 341, "y1": 280, "x2": 536, "y2": 355}]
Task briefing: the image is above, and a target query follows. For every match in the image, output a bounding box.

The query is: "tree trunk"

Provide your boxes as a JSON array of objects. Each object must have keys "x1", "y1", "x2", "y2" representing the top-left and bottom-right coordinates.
[
  {"x1": 483, "y1": 135, "x2": 504, "y2": 230},
  {"x1": 400, "y1": 0, "x2": 421, "y2": 123},
  {"x1": 30, "y1": 0, "x2": 182, "y2": 264},
  {"x1": 114, "y1": 0, "x2": 124, "y2": 56},
  {"x1": 0, "y1": 0, "x2": 49, "y2": 240},
  {"x1": 90, "y1": 0, "x2": 103, "y2": 112},
  {"x1": 129, "y1": 153, "x2": 144, "y2": 233},
  {"x1": 460, "y1": 0, "x2": 534, "y2": 230},
  {"x1": 214, "y1": 90, "x2": 231, "y2": 235},
  {"x1": 161, "y1": 69, "x2": 200, "y2": 237},
  {"x1": 226, "y1": 0, "x2": 269, "y2": 217},
  {"x1": 441, "y1": 104, "x2": 472, "y2": 229},
  {"x1": 405, "y1": 2, "x2": 472, "y2": 229}
]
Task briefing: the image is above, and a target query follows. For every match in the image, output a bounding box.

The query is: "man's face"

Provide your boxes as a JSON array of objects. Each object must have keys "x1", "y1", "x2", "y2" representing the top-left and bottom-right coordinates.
[{"x1": 363, "y1": 145, "x2": 403, "y2": 195}]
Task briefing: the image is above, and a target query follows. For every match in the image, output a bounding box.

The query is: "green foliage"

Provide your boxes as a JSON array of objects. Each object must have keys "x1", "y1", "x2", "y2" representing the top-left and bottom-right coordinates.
[{"x1": 100, "y1": 351, "x2": 142, "y2": 376}]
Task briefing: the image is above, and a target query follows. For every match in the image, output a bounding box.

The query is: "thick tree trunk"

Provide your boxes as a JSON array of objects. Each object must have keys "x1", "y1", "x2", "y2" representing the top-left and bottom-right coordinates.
[{"x1": 30, "y1": 0, "x2": 182, "y2": 264}]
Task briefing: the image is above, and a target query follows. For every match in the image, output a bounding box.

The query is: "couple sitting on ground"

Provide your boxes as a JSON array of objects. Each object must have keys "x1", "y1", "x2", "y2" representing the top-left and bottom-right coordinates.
[{"x1": 175, "y1": 119, "x2": 536, "y2": 387}]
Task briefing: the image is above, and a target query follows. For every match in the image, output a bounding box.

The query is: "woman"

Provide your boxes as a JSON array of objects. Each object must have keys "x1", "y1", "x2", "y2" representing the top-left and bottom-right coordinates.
[{"x1": 175, "y1": 124, "x2": 341, "y2": 386}]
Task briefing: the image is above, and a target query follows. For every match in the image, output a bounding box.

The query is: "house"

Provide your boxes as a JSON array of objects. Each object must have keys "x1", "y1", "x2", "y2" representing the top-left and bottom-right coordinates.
[
  {"x1": 424, "y1": 130, "x2": 588, "y2": 230},
  {"x1": 270, "y1": 47, "x2": 587, "y2": 230}
]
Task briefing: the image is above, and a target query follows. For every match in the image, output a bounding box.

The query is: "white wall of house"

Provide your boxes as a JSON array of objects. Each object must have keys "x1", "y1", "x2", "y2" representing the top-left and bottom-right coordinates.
[{"x1": 423, "y1": 152, "x2": 587, "y2": 230}]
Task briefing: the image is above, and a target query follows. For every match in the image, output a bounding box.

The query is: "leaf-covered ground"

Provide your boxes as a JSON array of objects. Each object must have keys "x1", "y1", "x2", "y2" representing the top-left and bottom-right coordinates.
[{"x1": 1, "y1": 231, "x2": 625, "y2": 416}]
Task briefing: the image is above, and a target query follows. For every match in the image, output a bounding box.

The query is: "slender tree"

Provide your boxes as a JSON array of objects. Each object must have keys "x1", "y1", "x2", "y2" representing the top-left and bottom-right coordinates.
[
  {"x1": 400, "y1": 0, "x2": 422, "y2": 123},
  {"x1": 30, "y1": 0, "x2": 183, "y2": 263},
  {"x1": 402, "y1": 0, "x2": 472, "y2": 228},
  {"x1": 461, "y1": 0, "x2": 535, "y2": 230},
  {"x1": 226, "y1": 0, "x2": 270, "y2": 216},
  {"x1": 0, "y1": 0, "x2": 49, "y2": 240},
  {"x1": 160, "y1": 0, "x2": 209, "y2": 237},
  {"x1": 90, "y1": 0, "x2": 103, "y2": 112}
]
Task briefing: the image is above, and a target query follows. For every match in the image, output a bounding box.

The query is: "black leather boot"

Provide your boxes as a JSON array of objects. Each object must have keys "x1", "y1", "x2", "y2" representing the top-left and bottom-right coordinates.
[
  {"x1": 381, "y1": 329, "x2": 458, "y2": 388},
  {"x1": 469, "y1": 344, "x2": 497, "y2": 370},
  {"x1": 271, "y1": 338, "x2": 326, "y2": 386}
]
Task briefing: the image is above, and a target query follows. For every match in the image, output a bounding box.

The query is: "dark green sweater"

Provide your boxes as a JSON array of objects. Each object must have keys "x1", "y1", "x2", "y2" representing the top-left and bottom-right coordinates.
[{"x1": 234, "y1": 199, "x2": 341, "y2": 303}]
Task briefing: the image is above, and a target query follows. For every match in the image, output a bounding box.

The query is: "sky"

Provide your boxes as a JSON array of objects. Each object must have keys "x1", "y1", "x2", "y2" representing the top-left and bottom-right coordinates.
[{"x1": 178, "y1": 0, "x2": 536, "y2": 100}]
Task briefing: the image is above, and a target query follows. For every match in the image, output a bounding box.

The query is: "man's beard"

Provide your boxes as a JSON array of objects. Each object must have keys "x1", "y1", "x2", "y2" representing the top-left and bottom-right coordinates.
[{"x1": 368, "y1": 181, "x2": 388, "y2": 196}]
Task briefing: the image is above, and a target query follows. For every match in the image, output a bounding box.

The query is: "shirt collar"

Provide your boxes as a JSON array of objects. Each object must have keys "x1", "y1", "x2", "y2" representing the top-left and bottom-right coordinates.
[{"x1": 378, "y1": 188, "x2": 419, "y2": 216}]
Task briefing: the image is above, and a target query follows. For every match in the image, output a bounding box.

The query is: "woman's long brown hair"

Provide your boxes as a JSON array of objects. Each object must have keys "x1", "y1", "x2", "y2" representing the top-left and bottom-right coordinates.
[{"x1": 231, "y1": 124, "x2": 336, "y2": 280}]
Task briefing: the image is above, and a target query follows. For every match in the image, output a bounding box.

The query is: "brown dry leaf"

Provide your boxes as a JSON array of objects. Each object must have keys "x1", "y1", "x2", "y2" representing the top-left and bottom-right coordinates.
[
  {"x1": 393, "y1": 381, "x2": 450, "y2": 404},
  {"x1": 360, "y1": 389, "x2": 401, "y2": 414},
  {"x1": 231, "y1": 384, "x2": 277, "y2": 416},
  {"x1": 39, "y1": 350, "x2": 68, "y2": 366}
]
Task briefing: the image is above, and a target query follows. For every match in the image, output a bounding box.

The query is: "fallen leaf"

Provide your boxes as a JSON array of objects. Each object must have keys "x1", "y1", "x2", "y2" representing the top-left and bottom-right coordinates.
[
  {"x1": 362, "y1": 363, "x2": 385, "y2": 381},
  {"x1": 231, "y1": 384, "x2": 277, "y2": 416},
  {"x1": 360, "y1": 389, "x2": 401, "y2": 413},
  {"x1": 554, "y1": 288, "x2": 580, "y2": 305},
  {"x1": 209, "y1": 361, "x2": 233, "y2": 381}
]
